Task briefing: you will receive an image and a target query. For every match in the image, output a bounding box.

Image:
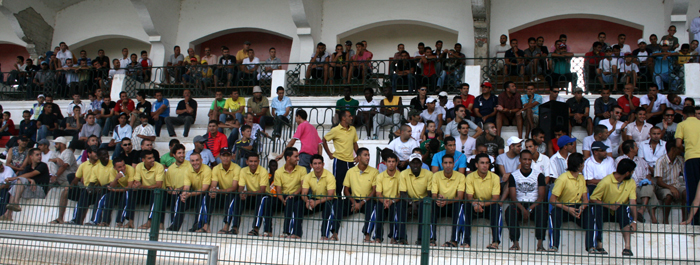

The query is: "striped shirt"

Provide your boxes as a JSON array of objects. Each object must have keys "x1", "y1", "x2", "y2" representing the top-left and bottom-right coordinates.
[
  {"x1": 132, "y1": 124, "x2": 155, "y2": 151},
  {"x1": 654, "y1": 155, "x2": 685, "y2": 190},
  {"x1": 549, "y1": 151, "x2": 568, "y2": 179}
]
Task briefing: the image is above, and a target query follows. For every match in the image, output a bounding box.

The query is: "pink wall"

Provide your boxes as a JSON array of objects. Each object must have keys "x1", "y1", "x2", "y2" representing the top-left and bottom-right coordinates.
[
  {"x1": 0, "y1": 44, "x2": 30, "y2": 74},
  {"x1": 195, "y1": 31, "x2": 292, "y2": 66},
  {"x1": 510, "y1": 18, "x2": 643, "y2": 53}
]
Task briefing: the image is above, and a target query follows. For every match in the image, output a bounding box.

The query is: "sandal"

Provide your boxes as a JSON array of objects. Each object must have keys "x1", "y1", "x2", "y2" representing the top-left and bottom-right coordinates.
[
  {"x1": 622, "y1": 249, "x2": 634, "y2": 256},
  {"x1": 288, "y1": 235, "x2": 301, "y2": 239},
  {"x1": 247, "y1": 229, "x2": 259, "y2": 236},
  {"x1": 442, "y1": 241, "x2": 457, "y2": 248},
  {"x1": 7, "y1": 204, "x2": 21, "y2": 212},
  {"x1": 537, "y1": 246, "x2": 547, "y2": 252},
  {"x1": 588, "y1": 248, "x2": 600, "y2": 254},
  {"x1": 49, "y1": 219, "x2": 63, "y2": 224},
  {"x1": 429, "y1": 239, "x2": 437, "y2": 246},
  {"x1": 229, "y1": 227, "x2": 239, "y2": 235},
  {"x1": 390, "y1": 239, "x2": 398, "y2": 244},
  {"x1": 218, "y1": 229, "x2": 229, "y2": 234},
  {"x1": 547, "y1": 247, "x2": 559, "y2": 252},
  {"x1": 279, "y1": 233, "x2": 290, "y2": 238},
  {"x1": 459, "y1": 244, "x2": 470, "y2": 248},
  {"x1": 371, "y1": 239, "x2": 382, "y2": 244},
  {"x1": 363, "y1": 239, "x2": 372, "y2": 243},
  {"x1": 486, "y1": 243, "x2": 499, "y2": 250},
  {"x1": 397, "y1": 239, "x2": 408, "y2": 245},
  {"x1": 261, "y1": 232, "x2": 272, "y2": 237},
  {"x1": 509, "y1": 246, "x2": 521, "y2": 251},
  {"x1": 597, "y1": 248, "x2": 608, "y2": 255}
]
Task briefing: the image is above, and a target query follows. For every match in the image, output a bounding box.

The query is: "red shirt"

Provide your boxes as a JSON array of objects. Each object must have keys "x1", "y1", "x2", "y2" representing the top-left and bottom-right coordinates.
[
  {"x1": 115, "y1": 99, "x2": 135, "y2": 113},
  {"x1": 616, "y1": 95, "x2": 640, "y2": 114},
  {"x1": 293, "y1": 121, "x2": 322, "y2": 155},
  {"x1": 551, "y1": 138, "x2": 560, "y2": 153},
  {"x1": 423, "y1": 60, "x2": 436, "y2": 77},
  {"x1": 3, "y1": 119, "x2": 17, "y2": 135},
  {"x1": 206, "y1": 131, "x2": 228, "y2": 157},
  {"x1": 461, "y1": 94, "x2": 475, "y2": 113},
  {"x1": 584, "y1": 51, "x2": 604, "y2": 65}
]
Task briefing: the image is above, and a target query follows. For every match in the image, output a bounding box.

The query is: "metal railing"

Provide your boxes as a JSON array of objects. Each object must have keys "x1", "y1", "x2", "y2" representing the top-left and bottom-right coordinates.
[
  {"x1": 0, "y1": 56, "x2": 687, "y2": 101},
  {"x1": 0, "y1": 184, "x2": 697, "y2": 264},
  {"x1": 286, "y1": 105, "x2": 404, "y2": 141},
  {"x1": 0, "y1": 229, "x2": 218, "y2": 265}
]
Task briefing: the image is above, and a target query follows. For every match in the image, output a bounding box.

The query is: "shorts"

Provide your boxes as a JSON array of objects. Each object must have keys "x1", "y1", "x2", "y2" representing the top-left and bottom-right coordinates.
[
  {"x1": 310, "y1": 68, "x2": 324, "y2": 79},
  {"x1": 8, "y1": 178, "x2": 46, "y2": 199},
  {"x1": 601, "y1": 74, "x2": 614, "y2": 84},
  {"x1": 637, "y1": 185, "x2": 659, "y2": 207},
  {"x1": 656, "y1": 186, "x2": 686, "y2": 202},
  {"x1": 521, "y1": 111, "x2": 539, "y2": 124},
  {"x1": 67, "y1": 185, "x2": 83, "y2": 202},
  {"x1": 507, "y1": 64, "x2": 524, "y2": 76}
]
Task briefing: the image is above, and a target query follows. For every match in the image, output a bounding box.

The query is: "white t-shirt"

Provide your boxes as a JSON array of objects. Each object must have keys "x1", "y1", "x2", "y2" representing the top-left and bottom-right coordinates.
[
  {"x1": 581, "y1": 135, "x2": 612, "y2": 153},
  {"x1": 455, "y1": 136, "x2": 476, "y2": 156},
  {"x1": 618, "y1": 44, "x2": 632, "y2": 55},
  {"x1": 41, "y1": 151, "x2": 54, "y2": 164},
  {"x1": 637, "y1": 51, "x2": 650, "y2": 62},
  {"x1": 109, "y1": 69, "x2": 126, "y2": 79},
  {"x1": 243, "y1": 57, "x2": 260, "y2": 70},
  {"x1": 358, "y1": 99, "x2": 379, "y2": 112},
  {"x1": 540, "y1": 95, "x2": 566, "y2": 104},
  {"x1": 599, "y1": 58, "x2": 616, "y2": 73},
  {"x1": 493, "y1": 44, "x2": 510, "y2": 58},
  {"x1": 119, "y1": 58, "x2": 131, "y2": 69},
  {"x1": 639, "y1": 94, "x2": 668, "y2": 114},
  {"x1": 407, "y1": 122, "x2": 425, "y2": 141},
  {"x1": 388, "y1": 138, "x2": 419, "y2": 162},
  {"x1": 531, "y1": 153, "x2": 551, "y2": 178},
  {"x1": 583, "y1": 156, "x2": 615, "y2": 181},
  {"x1": 618, "y1": 61, "x2": 639, "y2": 73},
  {"x1": 599, "y1": 119, "x2": 625, "y2": 147},
  {"x1": 496, "y1": 153, "x2": 520, "y2": 174},
  {"x1": 420, "y1": 107, "x2": 445, "y2": 124},
  {"x1": 56, "y1": 50, "x2": 73, "y2": 66},
  {"x1": 0, "y1": 166, "x2": 15, "y2": 184}
]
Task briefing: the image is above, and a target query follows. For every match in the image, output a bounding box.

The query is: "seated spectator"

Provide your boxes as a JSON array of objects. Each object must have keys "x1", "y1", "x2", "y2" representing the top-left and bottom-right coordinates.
[
  {"x1": 159, "y1": 139, "x2": 181, "y2": 168},
  {"x1": 30, "y1": 62, "x2": 53, "y2": 98},
  {"x1": 329, "y1": 44, "x2": 348, "y2": 84},
  {"x1": 126, "y1": 53, "x2": 143, "y2": 82},
  {"x1": 392, "y1": 51, "x2": 415, "y2": 93},
  {"x1": 547, "y1": 41, "x2": 577, "y2": 90},
  {"x1": 270, "y1": 86, "x2": 293, "y2": 138},
  {"x1": 459, "y1": 83, "x2": 476, "y2": 119},
  {"x1": 596, "y1": 47, "x2": 618, "y2": 90},
  {"x1": 306, "y1": 42, "x2": 330, "y2": 84},
  {"x1": 165, "y1": 89, "x2": 197, "y2": 137},
  {"x1": 237, "y1": 49, "x2": 259, "y2": 86},
  {"x1": 228, "y1": 112, "x2": 268, "y2": 149},
  {"x1": 541, "y1": 86, "x2": 565, "y2": 104},
  {"x1": 430, "y1": 136, "x2": 467, "y2": 174},
  {"x1": 130, "y1": 91, "x2": 152, "y2": 128},
  {"x1": 445, "y1": 105, "x2": 482, "y2": 139},
  {"x1": 410, "y1": 86, "x2": 429, "y2": 112},
  {"x1": 182, "y1": 58, "x2": 200, "y2": 85},
  {"x1": 0, "y1": 111, "x2": 17, "y2": 137},
  {"x1": 232, "y1": 125, "x2": 254, "y2": 167},
  {"x1": 661, "y1": 25, "x2": 680, "y2": 51},
  {"x1": 624, "y1": 108, "x2": 653, "y2": 143},
  {"x1": 36, "y1": 104, "x2": 60, "y2": 141},
  {"x1": 474, "y1": 82, "x2": 498, "y2": 125},
  {"x1": 445, "y1": 96, "x2": 462, "y2": 122},
  {"x1": 138, "y1": 50, "x2": 153, "y2": 81},
  {"x1": 215, "y1": 46, "x2": 237, "y2": 86},
  {"x1": 655, "y1": 141, "x2": 686, "y2": 224},
  {"x1": 639, "y1": 84, "x2": 667, "y2": 125},
  {"x1": 187, "y1": 136, "x2": 216, "y2": 167},
  {"x1": 521, "y1": 83, "x2": 542, "y2": 137},
  {"x1": 632, "y1": 39, "x2": 653, "y2": 78},
  {"x1": 205, "y1": 120, "x2": 227, "y2": 162},
  {"x1": 504, "y1": 39, "x2": 525, "y2": 77},
  {"x1": 582, "y1": 125, "x2": 613, "y2": 160},
  {"x1": 356, "y1": 88, "x2": 378, "y2": 138},
  {"x1": 1, "y1": 148, "x2": 49, "y2": 221},
  {"x1": 615, "y1": 34, "x2": 632, "y2": 55},
  {"x1": 584, "y1": 42, "x2": 604, "y2": 83},
  {"x1": 617, "y1": 84, "x2": 639, "y2": 122},
  {"x1": 99, "y1": 113, "x2": 132, "y2": 159},
  {"x1": 132, "y1": 113, "x2": 156, "y2": 151},
  {"x1": 151, "y1": 91, "x2": 170, "y2": 137},
  {"x1": 593, "y1": 87, "x2": 617, "y2": 125},
  {"x1": 652, "y1": 40, "x2": 679, "y2": 91},
  {"x1": 402, "y1": 111, "x2": 424, "y2": 142},
  {"x1": 18, "y1": 111, "x2": 36, "y2": 143},
  {"x1": 5, "y1": 136, "x2": 30, "y2": 173},
  {"x1": 678, "y1": 43, "x2": 693, "y2": 65},
  {"x1": 133, "y1": 139, "x2": 160, "y2": 165},
  {"x1": 247, "y1": 86, "x2": 272, "y2": 130},
  {"x1": 164, "y1": 46, "x2": 185, "y2": 84},
  {"x1": 348, "y1": 42, "x2": 372, "y2": 84},
  {"x1": 334, "y1": 86, "x2": 359, "y2": 125},
  {"x1": 223, "y1": 88, "x2": 246, "y2": 125},
  {"x1": 492, "y1": 35, "x2": 509, "y2": 75},
  {"x1": 437, "y1": 49, "x2": 463, "y2": 89},
  {"x1": 373, "y1": 87, "x2": 402, "y2": 139},
  {"x1": 62, "y1": 106, "x2": 85, "y2": 138},
  {"x1": 419, "y1": 46, "x2": 438, "y2": 89},
  {"x1": 523, "y1": 37, "x2": 543, "y2": 82},
  {"x1": 656, "y1": 108, "x2": 677, "y2": 142},
  {"x1": 260, "y1": 47, "x2": 282, "y2": 81},
  {"x1": 388, "y1": 125, "x2": 419, "y2": 170},
  {"x1": 118, "y1": 138, "x2": 139, "y2": 167},
  {"x1": 616, "y1": 140, "x2": 658, "y2": 224},
  {"x1": 583, "y1": 141, "x2": 615, "y2": 193},
  {"x1": 94, "y1": 49, "x2": 110, "y2": 69},
  {"x1": 566, "y1": 87, "x2": 593, "y2": 135},
  {"x1": 618, "y1": 54, "x2": 639, "y2": 87},
  {"x1": 420, "y1": 98, "x2": 445, "y2": 134},
  {"x1": 496, "y1": 81, "x2": 523, "y2": 137},
  {"x1": 475, "y1": 122, "x2": 504, "y2": 158}
]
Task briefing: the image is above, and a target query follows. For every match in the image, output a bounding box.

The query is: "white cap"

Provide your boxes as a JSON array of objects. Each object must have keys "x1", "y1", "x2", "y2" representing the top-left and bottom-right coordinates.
[
  {"x1": 426, "y1": 97, "x2": 437, "y2": 104},
  {"x1": 409, "y1": 153, "x2": 423, "y2": 162},
  {"x1": 51, "y1": 137, "x2": 69, "y2": 145},
  {"x1": 506, "y1": 136, "x2": 523, "y2": 146},
  {"x1": 637, "y1": 38, "x2": 646, "y2": 45},
  {"x1": 438, "y1": 91, "x2": 448, "y2": 97}
]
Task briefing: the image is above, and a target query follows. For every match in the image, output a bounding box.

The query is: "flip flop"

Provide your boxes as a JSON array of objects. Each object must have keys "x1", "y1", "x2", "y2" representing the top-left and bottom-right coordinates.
[
  {"x1": 537, "y1": 246, "x2": 547, "y2": 252},
  {"x1": 279, "y1": 233, "x2": 290, "y2": 238},
  {"x1": 597, "y1": 248, "x2": 608, "y2": 255},
  {"x1": 486, "y1": 243, "x2": 499, "y2": 250},
  {"x1": 261, "y1": 232, "x2": 272, "y2": 237},
  {"x1": 247, "y1": 229, "x2": 259, "y2": 236},
  {"x1": 509, "y1": 246, "x2": 521, "y2": 251},
  {"x1": 588, "y1": 248, "x2": 600, "y2": 254},
  {"x1": 548, "y1": 247, "x2": 559, "y2": 252},
  {"x1": 48, "y1": 219, "x2": 62, "y2": 224},
  {"x1": 218, "y1": 229, "x2": 229, "y2": 234},
  {"x1": 442, "y1": 241, "x2": 457, "y2": 248},
  {"x1": 622, "y1": 249, "x2": 634, "y2": 256}
]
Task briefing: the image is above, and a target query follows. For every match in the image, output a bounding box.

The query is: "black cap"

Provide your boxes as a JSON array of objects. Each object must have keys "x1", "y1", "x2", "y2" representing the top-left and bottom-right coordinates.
[{"x1": 220, "y1": 148, "x2": 232, "y2": 156}]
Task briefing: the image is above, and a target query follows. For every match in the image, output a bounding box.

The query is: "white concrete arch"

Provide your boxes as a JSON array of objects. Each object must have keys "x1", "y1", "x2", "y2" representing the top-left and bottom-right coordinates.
[
  {"x1": 337, "y1": 20, "x2": 459, "y2": 42},
  {"x1": 508, "y1": 14, "x2": 644, "y2": 34},
  {"x1": 68, "y1": 34, "x2": 151, "y2": 50},
  {"x1": 189, "y1": 27, "x2": 294, "y2": 47}
]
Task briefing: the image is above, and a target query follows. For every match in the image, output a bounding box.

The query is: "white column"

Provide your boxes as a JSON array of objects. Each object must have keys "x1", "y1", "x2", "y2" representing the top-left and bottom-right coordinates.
[
  {"x1": 464, "y1": 65, "x2": 481, "y2": 96},
  {"x1": 684, "y1": 63, "x2": 700, "y2": 99}
]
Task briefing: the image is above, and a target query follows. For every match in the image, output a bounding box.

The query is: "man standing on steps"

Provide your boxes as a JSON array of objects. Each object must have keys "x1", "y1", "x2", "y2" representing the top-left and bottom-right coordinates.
[
  {"x1": 675, "y1": 106, "x2": 700, "y2": 225},
  {"x1": 276, "y1": 110, "x2": 322, "y2": 173},
  {"x1": 323, "y1": 110, "x2": 359, "y2": 194},
  {"x1": 274, "y1": 147, "x2": 306, "y2": 239},
  {"x1": 165, "y1": 89, "x2": 197, "y2": 137}
]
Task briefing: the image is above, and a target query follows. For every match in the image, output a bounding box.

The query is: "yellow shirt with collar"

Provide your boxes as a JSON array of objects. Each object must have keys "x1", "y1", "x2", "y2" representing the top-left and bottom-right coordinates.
[
  {"x1": 551, "y1": 171, "x2": 587, "y2": 204},
  {"x1": 343, "y1": 165, "x2": 379, "y2": 198},
  {"x1": 590, "y1": 174, "x2": 637, "y2": 205},
  {"x1": 323, "y1": 125, "x2": 358, "y2": 162},
  {"x1": 211, "y1": 162, "x2": 241, "y2": 190},
  {"x1": 376, "y1": 169, "x2": 401, "y2": 199},
  {"x1": 75, "y1": 160, "x2": 99, "y2": 185},
  {"x1": 675, "y1": 117, "x2": 700, "y2": 160},
  {"x1": 133, "y1": 162, "x2": 165, "y2": 188},
  {"x1": 302, "y1": 169, "x2": 336, "y2": 197},
  {"x1": 165, "y1": 161, "x2": 192, "y2": 189},
  {"x1": 466, "y1": 171, "x2": 500, "y2": 201},
  {"x1": 90, "y1": 160, "x2": 116, "y2": 186},
  {"x1": 111, "y1": 164, "x2": 135, "y2": 188},
  {"x1": 239, "y1": 166, "x2": 270, "y2": 193},
  {"x1": 224, "y1": 97, "x2": 246, "y2": 112},
  {"x1": 399, "y1": 168, "x2": 433, "y2": 199},
  {"x1": 431, "y1": 171, "x2": 466, "y2": 200},
  {"x1": 274, "y1": 165, "x2": 306, "y2": 195},
  {"x1": 184, "y1": 164, "x2": 212, "y2": 191}
]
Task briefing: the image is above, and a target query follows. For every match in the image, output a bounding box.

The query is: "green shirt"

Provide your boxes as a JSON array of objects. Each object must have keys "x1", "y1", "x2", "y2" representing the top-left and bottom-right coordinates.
[
  {"x1": 336, "y1": 98, "x2": 359, "y2": 116},
  {"x1": 247, "y1": 97, "x2": 270, "y2": 117},
  {"x1": 160, "y1": 152, "x2": 176, "y2": 167},
  {"x1": 210, "y1": 99, "x2": 226, "y2": 110}
]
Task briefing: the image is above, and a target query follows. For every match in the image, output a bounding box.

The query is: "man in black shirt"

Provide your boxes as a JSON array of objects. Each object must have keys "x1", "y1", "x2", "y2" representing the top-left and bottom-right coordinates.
[
  {"x1": 391, "y1": 51, "x2": 416, "y2": 93},
  {"x1": 37, "y1": 104, "x2": 60, "y2": 141},
  {"x1": 504, "y1": 39, "x2": 525, "y2": 77},
  {"x1": 133, "y1": 139, "x2": 161, "y2": 165},
  {"x1": 94, "y1": 49, "x2": 111, "y2": 69},
  {"x1": 165, "y1": 89, "x2": 197, "y2": 137},
  {"x1": 130, "y1": 91, "x2": 152, "y2": 128},
  {"x1": 98, "y1": 96, "x2": 116, "y2": 136},
  {"x1": 118, "y1": 138, "x2": 139, "y2": 167},
  {"x1": 1, "y1": 148, "x2": 49, "y2": 221},
  {"x1": 215, "y1": 46, "x2": 237, "y2": 86}
]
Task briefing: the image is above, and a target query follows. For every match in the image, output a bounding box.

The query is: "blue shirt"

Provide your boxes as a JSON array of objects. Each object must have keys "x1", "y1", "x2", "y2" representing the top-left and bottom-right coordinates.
[
  {"x1": 186, "y1": 149, "x2": 215, "y2": 167},
  {"x1": 431, "y1": 150, "x2": 467, "y2": 171},
  {"x1": 271, "y1": 96, "x2": 292, "y2": 117},
  {"x1": 475, "y1": 94, "x2": 498, "y2": 118},
  {"x1": 521, "y1": 94, "x2": 543, "y2": 115},
  {"x1": 653, "y1": 50, "x2": 676, "y2": 75},
  {"x1": 152, "y1": 98, "x2": 170, "y2": 118}
]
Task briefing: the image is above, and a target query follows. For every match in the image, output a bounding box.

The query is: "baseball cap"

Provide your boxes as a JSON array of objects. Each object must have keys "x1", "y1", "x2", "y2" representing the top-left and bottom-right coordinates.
[
  {"x1": 193, "y1": 135, "x2": 207, "y2": 143},
  {"x1": 482, "y1": 82, "x2": 492, "y2": 88},
  {"x1": 51, "y1": 137, "x2": 69, "y2": 145},
  {"x1": 591, "y1": 141, "x2": 609, "y2": 151},
  {"x1": 220, "y1": 147, "x2": 232, "y2": 156},
  {"x1": 37, "y1": 94, "x2": 45, "y2": 99},
  {"x1": 573, "y1": 87, "x2": 584, "y2": 93},
  {"x1": 190, "y1": 57, "x2": 197, "y2": 62},
  {"x1": 557, "y1": 135, "x2": 577, "y2": 148},
  {"x1": 661, "y1": 40, "x2": 670, "y2": 46},
  {"x1": 438, "y1": 91, "x2": 448, "y2": 97},
  {"x1": 41, "y1": 61, "x2": 48, "y2": 65},
  {"x1": 558, "y1": 43, "x2": 567, "y2": 48},
  {"x1": 345, "y1": 40, "x2": 352, "y2": 46},
  {"x1": 426, "y1": 97, "x2": 437, "y2": 104},
  {"x1": 637, "y1": 38, "x2": 647, "y2": 45},
  {"x1": 252, "y1": 86, "x2": 263, "y2": 93},
  {"x1": 506, "y1": 136, "x2": 523, "y2": 146},
  {"x1": 37, "y1": 139, "x2": 50, "y2": 146},
  {"x1": 409, "y1": 153, "x2": 423, "y2": 162},
  {"x1": 139, "y1": 113, "x2": 149, "y2": 119}
]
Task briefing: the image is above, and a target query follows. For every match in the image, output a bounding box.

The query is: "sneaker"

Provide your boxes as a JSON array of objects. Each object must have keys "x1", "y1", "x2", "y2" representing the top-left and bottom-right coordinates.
[
  {"x1": 84, "y1": 221, "x2": 96, "y2": 226},
  {"x1": 372, "y1": 135, "x2": 378, "y2": 140}
]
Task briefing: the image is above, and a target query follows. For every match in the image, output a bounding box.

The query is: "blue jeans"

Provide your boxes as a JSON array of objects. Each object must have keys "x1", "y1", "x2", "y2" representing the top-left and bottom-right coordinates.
[
  {"x1": 391, "y1": 74, "x2": 414, "y2": 93},
  {"x1": 100, "y1": 117, "x2": 115, "y2": 136},
  {"x1": 437, "y1": 70, "x2": 461, "y2": 89},
  {"x1": 37, "y1": 125, "x2": 53, "y2": 141},
  {"x1": 655, "y1": 72, "x2": 680, "y2": 91}
]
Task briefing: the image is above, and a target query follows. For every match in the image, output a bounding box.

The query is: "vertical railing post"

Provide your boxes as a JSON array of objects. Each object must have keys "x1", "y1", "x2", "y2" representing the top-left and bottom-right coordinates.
[
  {"x1": 420, "y1": 197, "x2": 432, "y2": 265},
  {"x1": 147, "y1": 189, "x2": 163, "y2": 265}
]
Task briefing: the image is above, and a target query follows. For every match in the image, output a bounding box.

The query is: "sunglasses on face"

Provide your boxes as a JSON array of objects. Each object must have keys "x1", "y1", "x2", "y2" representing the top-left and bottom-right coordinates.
[{"x1": 122, "y1": 143, "x2": 131, "y2": 146}]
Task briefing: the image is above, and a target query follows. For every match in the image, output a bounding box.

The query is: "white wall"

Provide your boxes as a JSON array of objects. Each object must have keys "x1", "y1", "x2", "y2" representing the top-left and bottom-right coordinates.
[
  {"x1": 321, "y1": 0, "x2": 473, "y2": 59},
  {"x1": 176, "y1": 0, "x2": 298, "y2": 55},
  {"x1": 343, "y1": 24, "x2": 458, "y2": 62},
  {"x1": 0, "y1": 13, "x2": 26, "y2": 46},
  {"x1": 72, "y1": 38, "x2": 152, "y2": 66},
  {"x1": 52, "y1": 0, "x2": 150, "y2": 48},
  {"x1": 491, "y1": 0, "x2": 667, "y2": 48}
]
